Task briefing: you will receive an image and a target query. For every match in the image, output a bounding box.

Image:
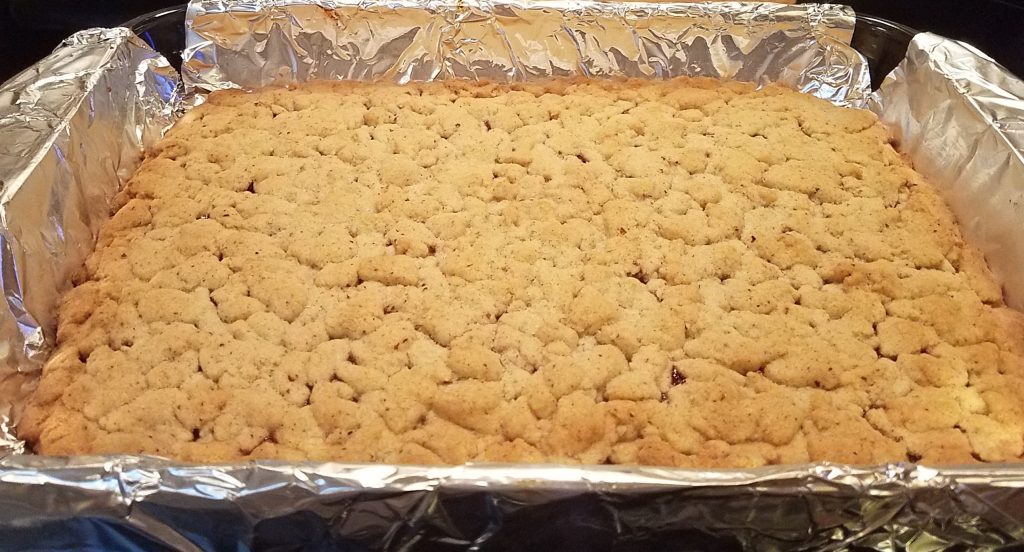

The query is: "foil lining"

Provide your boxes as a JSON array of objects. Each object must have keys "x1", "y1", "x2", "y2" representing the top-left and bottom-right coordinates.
[
  {"x1": 0, "y1": 28, "x2": 181, "y2": 454},
  {"x1": 184, "y1": 0, "x2": 871, "y2": 106},
  {"x1": 0, "y1": 1, "x2": 1023, "y2": 549},
  {"x1": 868, "y1": 33, "x2": 1024, "y2": 310},
  {"x1": 1, "y1": 458, "x2": 1024, "y2": 550}
]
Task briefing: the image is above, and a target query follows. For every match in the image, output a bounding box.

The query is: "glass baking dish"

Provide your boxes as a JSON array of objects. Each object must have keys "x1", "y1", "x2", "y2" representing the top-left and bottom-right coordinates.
[{"x1": 2, "y1": 3, "x2": 1019, "y2": 549}]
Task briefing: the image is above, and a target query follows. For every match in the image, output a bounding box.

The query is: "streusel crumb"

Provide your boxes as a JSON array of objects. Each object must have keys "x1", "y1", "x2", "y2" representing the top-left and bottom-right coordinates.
[{"x1": 21, "y1": 78, "x2": 1024, "y2": 467}]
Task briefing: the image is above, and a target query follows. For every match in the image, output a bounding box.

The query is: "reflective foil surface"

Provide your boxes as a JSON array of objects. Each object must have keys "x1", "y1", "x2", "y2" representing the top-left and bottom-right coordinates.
[
  {"x1": 868, "y1": 33, "x2": 1024, "y2": 310},
  {"x1": 184, "y1": 0, "x2": 871, "y2": 106},
  {"x1": 0, "y1": 28, "x2": 180, "y2": 455}
]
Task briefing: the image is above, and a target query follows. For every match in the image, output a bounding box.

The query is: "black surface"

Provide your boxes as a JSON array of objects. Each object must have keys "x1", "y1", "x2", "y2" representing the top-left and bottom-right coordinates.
[
  {"x1": 0, "y1": 1, "x2": 75, "y2": 83},
  {"x1": 0, "y1": 0, "x2": 176, "y2": 83},
  {"x1": 8, "y1": 0, "x2": 175, "y2": 29},
  {"x1": 823, "y1": 0, "x2": 1024, "y2": 79}
]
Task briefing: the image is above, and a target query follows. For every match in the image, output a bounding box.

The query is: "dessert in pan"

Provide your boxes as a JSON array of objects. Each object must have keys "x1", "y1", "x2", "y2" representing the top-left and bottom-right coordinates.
[{"x1": 21, "y1": 77, "x2": 1024, "y2": 466}]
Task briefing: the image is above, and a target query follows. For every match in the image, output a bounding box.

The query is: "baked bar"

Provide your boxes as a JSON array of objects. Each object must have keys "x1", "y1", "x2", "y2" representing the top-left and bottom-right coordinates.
[{"x1": 21, "y1": 78, "x2": 1024, "y2": 466}]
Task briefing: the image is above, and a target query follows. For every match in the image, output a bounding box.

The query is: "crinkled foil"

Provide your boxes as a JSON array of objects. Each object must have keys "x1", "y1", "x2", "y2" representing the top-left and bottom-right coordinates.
[
  {"x1": 184, "y1": 0, "x2": 871, "y2": 106},
  {"x1": 868, "y1": 33, "x2": 1024, "y2": 310},
  {"x1": 1, "y1": 2, "x2": 1024, "y2": 550},
  {"x1": 0, "y1": 28, "x2": 181, "y2": 455},
  {"x1": 2, "y1": 459, "x2": 1024, "y2": 550}
]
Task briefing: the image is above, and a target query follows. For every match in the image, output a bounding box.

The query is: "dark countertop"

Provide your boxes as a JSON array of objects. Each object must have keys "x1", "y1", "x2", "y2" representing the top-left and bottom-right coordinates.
[
  {"x1": 834, "y1": 0, "x2": 1024, "y2": 79},
  {"x1": 1, "y1": 0, "x2": 1022, "y2": 83},
  {"x1": 0, "y1": 1, "x2": 174, "y2": 81}
]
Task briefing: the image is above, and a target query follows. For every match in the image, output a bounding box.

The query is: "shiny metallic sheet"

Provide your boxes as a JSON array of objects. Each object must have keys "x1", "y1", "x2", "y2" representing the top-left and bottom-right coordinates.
[
  {"x1": 1, "y1": 1, "x2": 1024, "y2": 549},
  {"x1": 2, "y1": 459, "x2": 1024, "y2": 550},
  {"x1": 0, "y1": 28, "x2": 180, "y2": 455},
  {"x1": 868, "y1": 33, "x2": 1024, "y2": 311},
  {"x1": 184, "y1": 0, "x2": 871, "y2": 106}
]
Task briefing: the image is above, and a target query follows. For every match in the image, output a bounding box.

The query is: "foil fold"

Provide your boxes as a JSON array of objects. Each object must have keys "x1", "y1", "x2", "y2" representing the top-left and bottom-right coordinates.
[
  {"x1": 184, "y1": 0, "x2": 871, "y2": 106},
  {"x1": 0, "y1": 1, "x2": 1023, "y2": 550},
  {"x1": 868, "y1": 33, "x2": 1024, "y2": 309}
]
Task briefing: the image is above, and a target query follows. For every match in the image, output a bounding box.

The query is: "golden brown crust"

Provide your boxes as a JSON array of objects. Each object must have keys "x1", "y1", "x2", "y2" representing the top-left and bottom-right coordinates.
[{"x1": 22, "y1": 77, "x2": 1024, "y2": 466}]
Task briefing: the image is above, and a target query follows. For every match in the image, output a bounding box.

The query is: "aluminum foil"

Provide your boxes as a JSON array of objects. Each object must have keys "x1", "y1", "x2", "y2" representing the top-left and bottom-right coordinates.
[
  {"x1": 2, "y1": 458, "x2": 1024, "y2": 550},
  {"x1": 1, "y1": 1, "x2": 1024, "y2": 550},
  {"x1": 867, "y1": 33, "x2": 1024, "y2": 310},
  {"x1": 184, "y1": 0, "x2": 871, "y2": 106},
  {"x1": 0, "y1": 28, "x2": 181, "y2": 453}
]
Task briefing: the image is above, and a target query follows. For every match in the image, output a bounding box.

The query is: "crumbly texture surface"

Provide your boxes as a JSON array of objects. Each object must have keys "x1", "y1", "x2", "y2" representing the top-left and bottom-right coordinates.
[{"x1": 21, "y1": 78, "x2": 1024, "y2": 467}]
